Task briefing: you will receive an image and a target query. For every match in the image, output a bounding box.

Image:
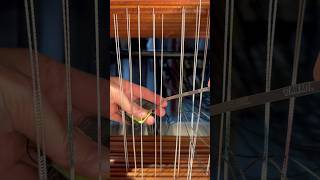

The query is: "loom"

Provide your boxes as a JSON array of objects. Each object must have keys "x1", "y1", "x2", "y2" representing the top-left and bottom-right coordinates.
[{"x1": 110, "y1": 0, "x2": 211, "y2": 179}]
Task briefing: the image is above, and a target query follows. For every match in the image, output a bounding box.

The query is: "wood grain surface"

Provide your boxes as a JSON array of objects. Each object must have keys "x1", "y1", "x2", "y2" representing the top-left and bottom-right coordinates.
[
  {"x1": 110, "y1": 136, "x2": 210, "y2": 179},
  {"x1": 110, "y1": 0, "x2": 210, "y2": 38}
]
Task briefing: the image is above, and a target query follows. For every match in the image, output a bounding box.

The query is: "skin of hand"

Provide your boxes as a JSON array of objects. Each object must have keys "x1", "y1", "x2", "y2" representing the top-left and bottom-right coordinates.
[
  {"x1": 110, "y1": 77, "x2": 167, "y2": 125},
  {"x1": 0, "y1": 48, "x2": 166, "y2": 179}
]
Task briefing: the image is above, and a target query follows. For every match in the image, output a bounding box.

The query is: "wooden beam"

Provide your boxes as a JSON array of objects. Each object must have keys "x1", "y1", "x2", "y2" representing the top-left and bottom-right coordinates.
[{"x1": 110, "y1": 0, "x2": 210, "y2": 38}]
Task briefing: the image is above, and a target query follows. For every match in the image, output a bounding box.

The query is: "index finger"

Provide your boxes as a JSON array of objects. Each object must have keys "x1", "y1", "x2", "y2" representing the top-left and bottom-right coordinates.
[{"x1": 122, "y1": 80, "x2": 167, "y2": 107}]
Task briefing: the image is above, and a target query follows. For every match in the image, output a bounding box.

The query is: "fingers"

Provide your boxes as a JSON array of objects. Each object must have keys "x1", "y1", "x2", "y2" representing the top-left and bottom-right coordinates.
[
  {"x1": 112, "y1": 87, "x2": 166, "y2": 125},
  {"x1": 13, "y1": 90, "x2": 107, "y2": 178},
  {"x1": 120, "y1": 78, "x2": 168, "y2": 107},
  {"x1": 314, "y1": 53, "x2": 320, "y2": 81}
]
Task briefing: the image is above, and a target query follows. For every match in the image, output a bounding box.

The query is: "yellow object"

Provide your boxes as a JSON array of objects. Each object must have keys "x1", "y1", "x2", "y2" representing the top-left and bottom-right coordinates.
[{"x1": 132, "y1": 111, "x2": 153, "y2": 124}]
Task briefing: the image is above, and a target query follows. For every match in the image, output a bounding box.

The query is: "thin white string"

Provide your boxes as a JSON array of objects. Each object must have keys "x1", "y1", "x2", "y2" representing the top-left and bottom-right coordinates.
[
  {"x1": 281, "y1": 0, "x2": 306, "y2": 179},
  {"x1": 137, "y1": 6, "x2": 144, "y2": 178},
  {"x1": 61, "y1": 0, "x2": 75, "y2": 178},
  {"x1": 224, "y1": 0, "x2": 234, "y2": 179},
  {"x1": 187, "y1": 6, "x2": 200, "y2": 177},
  {"x1": 206, "y1": 155, "x2": 210, "y2": 175},
  {"x1": 159, "y1": 13, "x2": 164, "y2": 170},
  {"x1": 126, "y1": 8, "x2": 137, "y2": 175},
  {"x1": 188, "y1": 13, "x2": 210, "y2": 180},
  {"x1": 261, "y1": 0, "x2": 278, "y2": 179},
  {"x1": 24, "y1": 0, "x2": 48, "y2": 179},
  {"x1": 178, "y1": 7, "x2": 186, "y2": 175},
  {"x1": 153, "y1": 8, "x2": 157, "y2": 178},
  {"x1": 173, "y1": 7, "x2": 185, "y2": 179},
  {"x1": 113, "y1": 14, "x2": 129, "y2": 171}
]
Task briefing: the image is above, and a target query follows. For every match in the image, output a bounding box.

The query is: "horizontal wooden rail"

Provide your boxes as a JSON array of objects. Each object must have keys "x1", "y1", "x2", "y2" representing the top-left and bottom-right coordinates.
[{"x1": 110, "y1": 0, "x2": 210, "y2": 38}]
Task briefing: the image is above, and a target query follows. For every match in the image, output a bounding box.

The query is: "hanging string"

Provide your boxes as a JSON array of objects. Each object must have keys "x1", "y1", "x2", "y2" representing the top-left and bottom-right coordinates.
[
  {"x1": 261, "y1": 0, "x2": 278, "y2": 179},
  {"x1": 61, "y1": 0, "x2": 75, "y2": 178},
  {"x1": 113, "y1": 14, "x2": 129, "y2": 171},
  {"x1": 187, "y1": 5, "x2": 200, "y2": 177},
  {"x1": 173, "y1": 7, "x2": 185, "y2": 179},
  {"x1": 24, "y1": 0, "x2": 48, "y2": 179},
  {"x1": 126, "y1": 8, "x2": 137, "y2": 175},
  {"x1": 281, "y1": 0, "x2": 306, "y2": 179},
  {"x1": 159, "y1": 13, "x2": 164, "y2": 170},
  {"x1": 188, "y1": 12, "x2": 210, "y2": 180},
  {"x1": 153, "y1": 8, "x2": 158, "y2": 178},
  {"x1": 137, "y1": 6, "x2": 144, "y2": 178},
  {"x1": 206, "y1": 155, "x2": 210, "y2": 175},
  {"x1": 217, "y1": 0, "x2": 230, "y2": 178},
  {"x1": 178, "y1": 7, "x2": 186, "y2": 176}
]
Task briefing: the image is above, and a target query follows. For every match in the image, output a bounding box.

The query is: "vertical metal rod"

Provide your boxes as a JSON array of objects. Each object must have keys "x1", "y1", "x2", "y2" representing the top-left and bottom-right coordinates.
[
  {"x1": 224, "y1": 0, "x2": 234, "y2": 179},
  {"x1": 281, "y1": 0, "x2": 306, "y2": 179},
  {"x1": 24, "y1": 0, "x2": 48, "y2": 179},
  {"x1": 94, "y1": 0, "x2": 102, "y2": 179},
  {"x1": 261, "y1": 0, "x2": 278, "y2": 179},
  {"x1": 61, "y1": 0, "x2": 75, "y2": 178}
]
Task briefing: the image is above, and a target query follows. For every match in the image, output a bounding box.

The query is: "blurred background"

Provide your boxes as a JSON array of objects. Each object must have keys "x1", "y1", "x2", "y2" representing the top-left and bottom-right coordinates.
[{"x1": 212, "y1": 0, "x2": 320, "y2": 179}]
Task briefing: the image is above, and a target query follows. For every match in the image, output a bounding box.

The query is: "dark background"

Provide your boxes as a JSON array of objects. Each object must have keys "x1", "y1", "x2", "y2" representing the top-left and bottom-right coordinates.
[{"x1": 211, "y1": 0, "x2": 320, "y2": 179}]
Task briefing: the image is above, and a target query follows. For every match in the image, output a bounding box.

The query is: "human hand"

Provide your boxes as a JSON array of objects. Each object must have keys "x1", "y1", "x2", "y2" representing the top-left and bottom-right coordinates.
[
  {"x1": 0, "y1": 48, "x2": 119, "y2": 179},
  {"x1": 110, "y1": 77, "x2": 167, "y2": 125}
]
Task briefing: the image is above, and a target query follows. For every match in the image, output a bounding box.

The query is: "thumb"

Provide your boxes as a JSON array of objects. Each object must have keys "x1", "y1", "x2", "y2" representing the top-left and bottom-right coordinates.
[{"x1": 115, "y1": 93, "x2": 155, "y2": 125}]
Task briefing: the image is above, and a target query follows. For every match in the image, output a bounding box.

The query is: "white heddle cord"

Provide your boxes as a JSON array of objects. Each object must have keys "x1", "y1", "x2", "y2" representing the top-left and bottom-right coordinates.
[
  {"x1": 178, "y1": 7, "x2": 186, "y2": 176},
  {"x1": 153, "y1": 8, "x2": 157, "y2": 178},
  {"x1": 173, "y1": 7, "x2": 185, "y2": 179},
  {"x1": 261, "y1": 0, "x2": 278, "y2": 179},
  {"x1": 281, "y1": 0, "x2": 306, "y2": 179},
  {"x1": 224, "y1": 0, "x2": 234, "y2": 179},
  {"x1": 137, "y1": 6, "x2": 144, "y2": 178},
  {"x1": 187, "y1": 6, "x2": 200, "y2": 178},
  {"x1": 113, "y1": 14, "x2": 129, "y2": 171},
  {"x1": 217, "y1": 0, "x2": 230, "y2": 178},
  {"x1": 206, "y1": 155, "x2": 210, "y2": 175},
  {"x1": 24, "y1": 0, "x2": 48, "y2": 179},
  {"x1": 187, "y1": 3, "x2": 201, "y2": 178},
  {"x1": 159, "y1": 13, "x2": 164, "y2": 170},
  {"x1": 188, "y1": 13, "x2": 210, "y2": 180},
  {"x1": 126, "y1": 8, "x2": 137, "y2": 175},
  {"x1": 61, "y1": 0, "x2": 75, "y2": 178},
  {"x1": 94, "y1": 1, "x2": 103, "y2": 179}
]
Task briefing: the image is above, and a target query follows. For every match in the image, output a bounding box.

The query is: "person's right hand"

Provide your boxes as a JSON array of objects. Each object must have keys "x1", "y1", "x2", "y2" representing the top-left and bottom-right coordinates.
[{"x1": 110, "y1": 77, "x2": 167, "y2": 125}]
